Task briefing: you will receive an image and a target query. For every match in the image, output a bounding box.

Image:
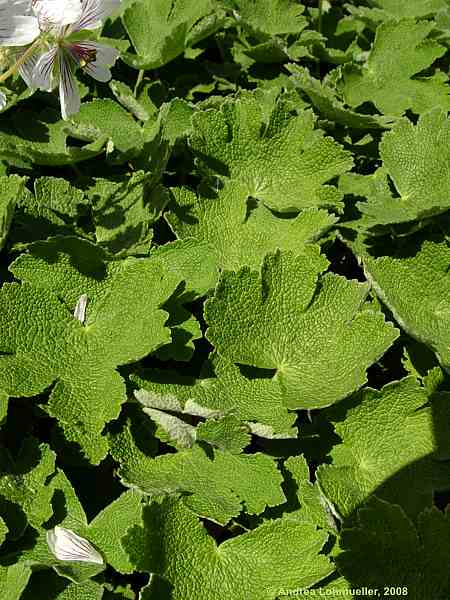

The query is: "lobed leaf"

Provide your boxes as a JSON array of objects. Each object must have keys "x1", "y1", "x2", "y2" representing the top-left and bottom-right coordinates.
[{"x1": 205, "y1": 249, "x2": 399, "y2": 409}]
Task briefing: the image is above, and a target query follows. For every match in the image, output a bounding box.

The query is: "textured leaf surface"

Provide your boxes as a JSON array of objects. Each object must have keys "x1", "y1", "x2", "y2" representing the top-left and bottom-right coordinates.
[
  {"x1": 0, "y1": 516, "x2": 7, "y2": 546},
  {"x1": 0, "y1": 393, "x2": 7, "y2": 427},
  {"x1": 364, "y1": 237, "x2": 450, "y2": 369},
  {"x1": 190, "y1": 93, "x2": 353, "y2": 212},
  {"x1": 111, "y1": 427, "x2": 285, "y2": 524},
  {"x1": 133, "y1": 355, "x2": 296, "y2": 438},
  {"x1": 122, "y1": 0, "x2": 219, "y2": 69},
  {"x1": 1, "y1": 4, "x2": 450, "y2": 596},
  {"x1": 196, "y1": 415, "x2": 251, "y2": 453},
  {"x1": 205, "y1": 250, "x2": 398, "y2": 409},
  {"x1": 53, "y1": 580, "x2": 104, "y2": 600},
  {"x1": 342, "y1": 20, "x2": 450, "y2": 116},
  {"x1": 337, "y1": 498, "x2": 450, "y2": 599},
  {"x1": 224, "y1": 0, "x2": 307, "y2": 35},
  {"x1": 124, "y1": 497, "x2": 334, "y2": 600},
  {"x1": 9, "y1": 177, "x2": 88, "y2": 247},
  {"x1": 289, "y1": 65, "x2": 394, "y2": 130},
  {"x1": 0, "y1": 176, "x2": 24, "y2": 250},
  {"x1": 371, "y1": 0, "x2": 447, "y2": 18},
  {"x1": 70, "y1": 100, "x2": 144, "y2": 160},
  {"x1": 317, "y1": 378, "x2": 450, "y2": 519},
  {"x1": 0, "y1": 564, "x2": 31, "y2": 600},
  {"x1": 21, "y1": 577, "x2": 105, "y2": 600},
  {"x1": 282, "y1": 456, "x2": 333, "y2": 530},
  {"x1": 167, "y1": 181, "x2": 336, "y2": 270},
  {"x1": 86, "y1": 171, "x2": 168, "y2": 256},
  {"x1": 2, "y1": 238, "x2": 183, "y2": 463},
  {"x1": 0, "y1": 107, "x2": 118, "y2": 166},
  {"x1": 342, "y1": 110, "x2": 450, "y2": 227},
  {"x1": 0, "y1": 441, "x2": 56, "y2": 538},
  {"x1": 13, "y1": 468, "x2": 143, "y2": 580}
]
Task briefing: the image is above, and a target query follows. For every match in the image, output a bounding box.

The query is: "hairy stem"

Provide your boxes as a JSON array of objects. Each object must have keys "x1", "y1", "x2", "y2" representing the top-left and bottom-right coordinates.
[
  {"x1": 0, "y1": 38, "x2": 43, "y2": 84},
  {"x1": 134, "y1": 69, "x2": 144, "y2": 97}
]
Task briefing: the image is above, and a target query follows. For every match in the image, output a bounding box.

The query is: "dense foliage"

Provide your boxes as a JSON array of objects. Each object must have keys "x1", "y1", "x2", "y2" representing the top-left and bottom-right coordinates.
[{"x1": 1, "y1": 1, "x2": 450, "y2": 598}]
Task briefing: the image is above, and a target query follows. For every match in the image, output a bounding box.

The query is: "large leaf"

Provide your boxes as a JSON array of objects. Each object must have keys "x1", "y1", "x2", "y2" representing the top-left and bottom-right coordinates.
[
  {"x1": 124, "y1": 497, "x2": 334, "y2": 600},
  {"x1": 341, "y1": 20, "x2": 450, "y2": 116},
  {"x1": 205, "y1": 249, "x2": 398, "y2": 409}
]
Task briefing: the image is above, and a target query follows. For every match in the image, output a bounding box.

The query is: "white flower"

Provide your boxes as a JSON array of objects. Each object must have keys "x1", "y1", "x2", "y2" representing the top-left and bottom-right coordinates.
[
  {"x1": 32, "y1": 0, "x2": 84, "y2": 29},
  {"x1": 23, "y1": 0, "x2": 120, "y2": 119},
  {"x1": 46, "y1": 526, "x2": 104, "y2": 564},
  {"x1": 0, "y1": 90, "x2": 6, "y2": 110},
  {"x1": 0, "y1": 0, "x2": 40, "y2": 47}
]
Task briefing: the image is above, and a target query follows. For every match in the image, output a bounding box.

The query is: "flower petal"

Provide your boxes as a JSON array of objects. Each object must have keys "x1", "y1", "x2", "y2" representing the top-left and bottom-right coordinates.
[
  {"x1": 83, "y1": 61, "x2": 111, "y2": 82},
  {"x1": 46, "y1": 526, "x2": 104, "y2": 564},
  {"x1": 32, "y1": 47, "x2": 58, "y2": 91},
  {"x1": 0, "y1": 16, "x2": 40, "y2": 46},
  {"x1": 58, "y1": 50, "x2": 80, "y2": 119},
  {"x1": 33, "y1": 0, "x2": 83, "y2": 28},
  {"x1": 0, "y1": 90, "x2": 6, "y2": 110},
  {"x1": 2, "y1": 0, "x2": 34, "y2": 15},
  {"x1": 70, "y1": 41, "x2": 119, "y2": 82},
  {"x1": 72, "y1": 0, "x2": 120, "y2": 31},
  {"x1": 74, "y1": 294, "x2": 88, "y2": 323},
  {"x1": 19, "y1": 52, "x2": 42, "y2": 89}
]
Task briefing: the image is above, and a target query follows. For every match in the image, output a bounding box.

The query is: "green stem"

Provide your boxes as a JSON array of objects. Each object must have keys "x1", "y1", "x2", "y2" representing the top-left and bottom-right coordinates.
[
  {"x1": 0, "y1": 38, "x2": 44, "y2": 84},
  {"x1": 134, "y1": 69, "x2": 144, "y2": 97},
  {"x1": 318, "y1": 0, "x2": 323, "y2": 35}
]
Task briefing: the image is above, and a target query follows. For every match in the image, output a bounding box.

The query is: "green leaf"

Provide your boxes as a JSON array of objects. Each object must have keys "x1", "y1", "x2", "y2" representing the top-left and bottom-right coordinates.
[
  {"x1": 342, "y1": 109, "x2": 450, "y2": 228},
  {"x1": 371, "y1": 0, "x2": 447, "y2": 19},
  {"x1": 282, "y1": 456, "x2": 335, "y2": 531},
  {"x1": 205, "y1": 250, "x2": 398, "y2": 409},
  {"x1": 86, "y1": 490, "x2": 144, "y2": 574},
  {"x1": 190, "y1": 93, "x2": 353, "y2": 212},
  {"x1": 0, "y1": 440, "x2": 56, "y2": 538},
  {"x1": 55, "y1": 581, "x2": 104, "y2": 600},
  {"x1": 288, "y1": 65, "x2": 394, "y2": 130},
  {"x1": 21, "y1": 570, "x2": 106, "y2": 600},
  {"x1": 69, "y1": 99, "x2": 144, "y2": 161},
  {"x1": 0, "y1": 393, "x2": 6, "y2": 427},
  {"x1": 17, "y1": 470, "x2": 143, "y2": 581},
  {"x1": 0, "y1": 78, "x2": 34, "y2": 116},
  {"x1": 167, "y1": 181, "x2": 337, "y2": 270},
  {"x1": 0, "y1": 176, "x2": 24, "y2": 250},
  {"x1": 132, "y1": 353, "x2": 296, "y2": 438},
  {"x1": 86, "y1": 171, "x2": 168, "y2": 256},
  {"x1": 341, "y1": 19, "x2": 450, "y2": 116},
  {"x1": 0, "y1": 515, "x2": 7, "y2": 546},
  {"x1": 158, "y1": 98, "x2": 195, "y2": 145},
  {"x1": 336, "y1": 497, "x2": 450, "y2": 599},
  {"x1": 32, "y1": 177, "x2": 86, "y2": 218},
  {"x1": 0, "y1": 109, "x2": 107, "y2": 167},
  {"x1": 149, "y1": 238, "x2": 219, "y2": 300},
  {"x1": 364, "y1": 236, "x2": 450, "y2": 369},
  {"x1": 139, "y1": 406, "x2": 197, "y2": 449},
  {"x1": 3, "y1": 238, "x2": 183, "y2": 463},
  {"x1": 122, "y1": 0, "x2": 222, "y2": 69},
  {"x1": 317, "y1": 377, "x2": 450, "y2": 520},
  {"x1": 109, "y1": 79, "x2": 151, "y2": 121},
  {"x1": 123, "y1": 497, "x2": 334, "y2": 599},
  {"x1": 0, "y1": 564, "x2": 31, "y2": 600},
  {"x1": 110, "y1": 431, "x2": 285, "y2": 524},
  {"x1": 196, "y1": 415, "x2": 251, "y2": 453},
  {"x1": 10, "y1": 177, "x2": 88, "y2": 247},
  {"x1": 224, "y1": 0, "x2": 307, "y2": 36},
  {"x1": 151, "y1": 300, "x2": 202, "y2": 363}
]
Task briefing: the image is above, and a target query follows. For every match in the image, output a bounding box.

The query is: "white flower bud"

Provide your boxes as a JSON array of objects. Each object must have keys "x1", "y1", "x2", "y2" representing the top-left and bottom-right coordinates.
[
  {"x1": 74, "y1": 294, "x2": 88, "y2": 324},
  {"x1": 46, "y1": 526, "x2": 104, "y2": 564}
]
